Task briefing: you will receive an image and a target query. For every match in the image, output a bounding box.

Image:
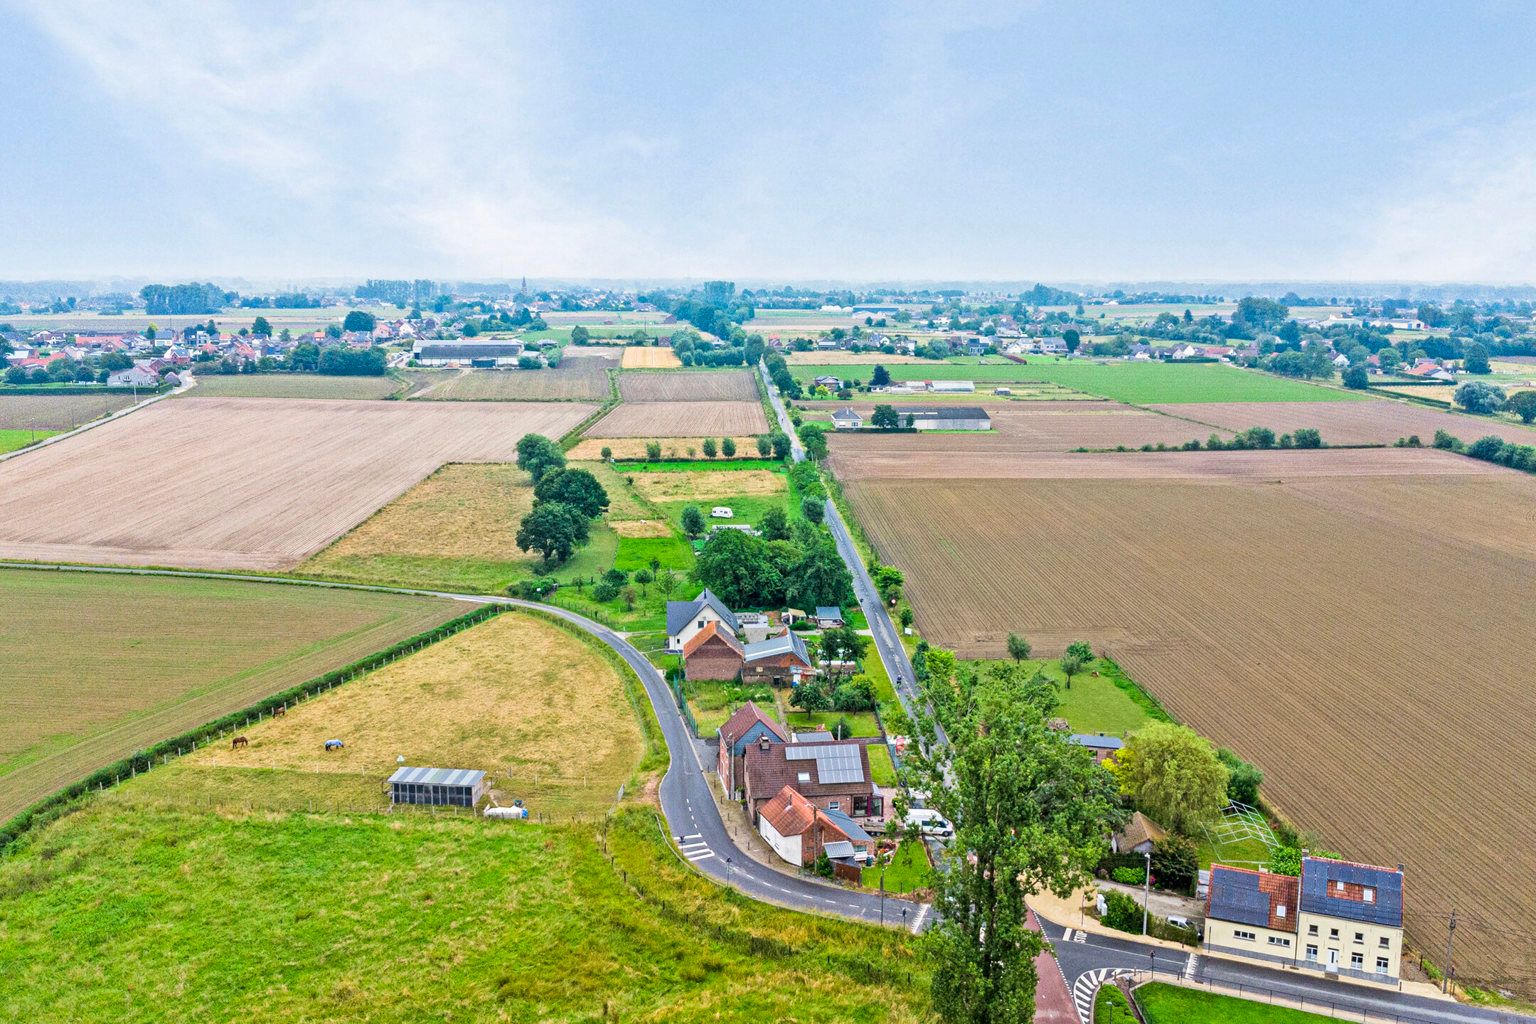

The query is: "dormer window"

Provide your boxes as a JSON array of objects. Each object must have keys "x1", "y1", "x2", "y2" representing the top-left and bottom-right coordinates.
[
  {"x1": 1363, "y1": 888, "x2": 1375, "y2": 903},
  {"x1": 1276, "y1": 905, "x2": 1287, "y2": 919}
]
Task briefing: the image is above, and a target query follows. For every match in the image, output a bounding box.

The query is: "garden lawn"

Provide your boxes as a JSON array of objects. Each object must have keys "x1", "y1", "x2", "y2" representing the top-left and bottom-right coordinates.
[
  {"x1": 1135, "y1": 982, "x2": 1335, "y2": 1024},
  {"x1": 867, "y1": 743, "x2": 899, "y2": 787},
  {"x1": 967, "y1": 658, "x2": 1156, "y2": 735},
  {"x1": 614, "y1": 534, "x2": 694, "y2": 572},
  {"x1": 863, "y1": 839, "x2": 931, "y2": 894},
  {"x1": 783, "y1": 711, "x2": 882, "y2": 738},
  {"x1": 0, "y1": 428, "x2": 56, "y2": 453}
]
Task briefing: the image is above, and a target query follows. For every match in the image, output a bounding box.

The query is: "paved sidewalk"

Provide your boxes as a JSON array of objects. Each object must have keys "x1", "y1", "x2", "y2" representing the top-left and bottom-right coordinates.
[{"x1": 1031, "y1": 909, "x2": 1081, "y2": 1023}]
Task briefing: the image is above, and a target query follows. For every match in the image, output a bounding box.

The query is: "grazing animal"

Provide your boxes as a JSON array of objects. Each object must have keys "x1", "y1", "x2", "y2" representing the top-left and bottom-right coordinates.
[
  {"x1": 231, "y1": 736, "x2": 249, "y2": 749},
  {"x1": 273, "y1": 705, "x2": 286, "y2": 717},
  {"x1": 324, "y1": 739, "x2": 344, "y2": 751}
]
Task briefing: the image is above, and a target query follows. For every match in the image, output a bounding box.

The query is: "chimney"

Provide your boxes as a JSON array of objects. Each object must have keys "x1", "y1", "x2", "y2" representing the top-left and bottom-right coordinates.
[{"x1": 758, "y1": 735, "x2": 771, "y2": 752}]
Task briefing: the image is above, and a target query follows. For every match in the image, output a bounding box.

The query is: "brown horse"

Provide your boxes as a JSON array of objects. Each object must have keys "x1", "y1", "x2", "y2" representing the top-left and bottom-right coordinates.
[
  {"x1": 231, "y1": 736, "x2": 249, "y2": 749},
  {"x1": 273, "y1": 705, "x2": 286, "y2": 717}
]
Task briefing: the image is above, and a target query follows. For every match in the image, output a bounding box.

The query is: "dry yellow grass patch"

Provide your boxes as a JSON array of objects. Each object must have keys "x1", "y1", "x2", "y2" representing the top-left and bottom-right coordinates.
[
  {"x1": 610, "y1": 519, "x2": 673, "y2": 538},
  {"x1": 620, "y1": 346, "x2": 682, "y2": 369},
  {"x1": 303, "y1": 463, "x2": 535, "y2": 568},
  {"x1": 630, "y1": 469, "x2": 786, "y2": 502},
  {"x1": 187, "y1": 613, "x2": 643, "y2": 815},
  {"x1": 786, "y1": 351, "x2": 930, "y2": 365},
  {"x1": 566, "y1": 437, "x2": 761, "y2": 460}
]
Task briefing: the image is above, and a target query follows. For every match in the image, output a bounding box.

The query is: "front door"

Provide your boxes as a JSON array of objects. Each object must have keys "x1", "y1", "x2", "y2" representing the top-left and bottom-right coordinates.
[{"x1": 1327, "y1": 949, "x2": 1339, "y2": 967}]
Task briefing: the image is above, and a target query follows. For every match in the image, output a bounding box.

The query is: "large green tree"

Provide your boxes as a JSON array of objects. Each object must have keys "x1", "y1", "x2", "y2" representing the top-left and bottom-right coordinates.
[
  {"x1": 515, "y1": 501, "x2": 590, "y2": 563},
  {"x1": 785, "y1": 540, "x2": 854, "y2": 611},
  {"x1": 1110, "y1": 722, "x2": 1229, "y2": 834},
  {"x1": 516, "y1": 433, "x2": 566, "y2": 482},
  {"x1": 1507, "y1": 390, "x2": 1536, "y2": 424},
  {"x1": 342, "y1": 309, "x2": 377, "y2": 333},
  {"x1": 693, "y1": 528, "x2": 781, "y2": 607},
  {"x1": 533, "y1": 468, "x2": 609, "y2": 518},
  {"x1": 905, "y1": 661, "x2": 1124, "y2": 1024}
]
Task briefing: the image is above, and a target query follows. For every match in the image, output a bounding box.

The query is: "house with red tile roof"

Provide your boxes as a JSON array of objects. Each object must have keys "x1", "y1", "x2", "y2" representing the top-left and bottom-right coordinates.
[
  {"x1": 756, "y1": 784, "x2": 873, "y2": 867},
  {"x1": 682, "y1": 620, "x2": 745, "y2": 682},
  {"x1": 715, "y1": 701, "x2": 786, "y2": 797}
]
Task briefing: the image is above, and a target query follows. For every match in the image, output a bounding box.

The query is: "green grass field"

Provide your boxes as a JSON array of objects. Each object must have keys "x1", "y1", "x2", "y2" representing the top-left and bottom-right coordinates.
[
  {"x1": 179, "y1": 373, "x2": 402, "y2": 400},
  {"x1": 868, "y1": 743, "x2": 899, "y2": 786},
  {"x1": 791, "y1": 360, "x2": 1359, "y2": 404},
  {"x1": 968, "y1": 658, "x2": 1153, "y2": 735},
  {"x1": 0, "y1": 568, "x2": 464, "y2": 824},
  {"x1": 0, "y1": 428, "x2": 57, "y2": 453},
  {"x1": 614, "y1": 534, "x2": 694, "y2": 572},
  {"x1": 0, "y1": 802, "x2": 928, "y2": 1023},
  {"x1": 783, "y1": 710, "x2": 882, "y2": 737},
  {"x1": 1135, "y1": 982, "x2": 1333, "y2": 1023}
]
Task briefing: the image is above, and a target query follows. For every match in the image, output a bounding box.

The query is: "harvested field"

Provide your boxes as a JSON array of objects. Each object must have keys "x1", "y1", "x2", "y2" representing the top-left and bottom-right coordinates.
[
  {"x1": 787, "y1": 351, "x2": 932, "y2": 364},
  {"x1": 618, "y1": 369, "x2": 758, "y2": 402},
  {"x1": 403, "y1": 361, "x2": 614, "y2": 402},
  {"x1": 566, "y1": 436, "x2": 762, "y2": 460},
  {"x1": 0, "y1": 567, "x2": 464, "y2": 823},
  {"x1": 0, "y1": 397, "x2": 594, "y2": 570},
  {"x1": 1157, "y1": 399, "x2": 1536, "y2": 448},
  {"x1": 843, "y1": 463, "x2": 1536, "y2": 986},
  {"x1": 620, "y1": 346, "x2": 682, "y2": 369},
  {"x1": 584, "y1": 400, "x2": 768, "y2": 438},
  {"x1": 300, "y1": 463, "x2": 538, "y2": 591},
  {"x1": 180, "y1": 374, "x2": 401, "y2": 400},
  {"x1": 828, "y1": 441, "x2": 1492, "y2": 482},
  {"x1": 630, "y1": 469, "x2": 786, "y2": 503},
  {"x1": 0, "y1": 392, "x2": 140, "y2": 430},
  {"x1": 171, "y1": 612, "x2": 643, "y2": 816},
  {"x1": 609, "y1": 519, "x2": 673, "y2": 538}
]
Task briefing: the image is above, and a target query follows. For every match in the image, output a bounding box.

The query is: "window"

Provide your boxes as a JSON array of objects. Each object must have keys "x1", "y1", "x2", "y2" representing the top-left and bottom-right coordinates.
[
  {"x1": 1379, "y1": 936, "x2": 1390, "y2": 949},
  {"x1": 1268, "y1": 936, "x2": 1291, "y2": 948},
  {"x1": 1329, "y1": 928, "x2": 1340, "y2": 940},
  {"x1": 1363, "y1": 888, "x2": 1375, "y2": 903},
  {"x1": 1376, "y1": 957, "x2": 1390, "y2": 974},
  {"x1": 1307, "y1": 924, "x2": 1319, "y2": 936},
  {"x1": 1354, "y1": 932, "x2": 1365, "y2": 945},
  {"x1": 1305, "y1": 945, "x2": 1319, "y2": 962},
  {"x1": 1276, "y1": 905, "x2": 1287, "y2": 920},
  {"x1": 828, "y1": 801, "x2": 840, "y2": 811},
  {"x1": 1233, "y1": 929, "x2": 1256, "y2": 942},
  {"x1": 1351, "y1": 952, "x2": 1364, "y2": 969},
  {"x1": 852, "y1": 796, "x2": 869, "y2": 816}
]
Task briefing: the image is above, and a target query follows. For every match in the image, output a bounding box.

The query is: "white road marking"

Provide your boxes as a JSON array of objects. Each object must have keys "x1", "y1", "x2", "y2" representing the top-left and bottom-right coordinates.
[
  {"x1": 685, "y1": 849, "x2": 715, "y2": 861},
  {"x1": 912, "y1": 904, "x2": 930, "y2": 932},
  {"x1": 1072, "y1": 969, "x2": 1132, "y2": 1024},
  {"x1": 1184, "y1": 952, "x2": 1200, "y2": 980}
]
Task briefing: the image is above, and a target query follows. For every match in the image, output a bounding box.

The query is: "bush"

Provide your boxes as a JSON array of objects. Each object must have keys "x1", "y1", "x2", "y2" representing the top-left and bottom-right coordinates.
[
  {"x1": 1432, "y1": 429, "x2": 1463, "y2": 451},
  {"x1": 1152, "y1": 834, "x2": 1198, "y2": 893},
  {"x1": 1094, "y1": 984, "x2": 1137, "y2": 1024},
  {"x1": 1100, "y1": 889, "x2": 1142, "y2": 932},
  {"x1": 591, "y1": 580, "x2": 621, "y2": 603},
  {"x1": 1216, "y1": 747, "x2": 1263, "y2": 804},
  {"x1": 1467, "y1": 435, "x2": 1506, "y2": 461},
  {"x1": 1110, "y1": 866, "x2": 1146, "y2": 885},
  {"x1": 1292, "y1": 427, "x2": 1323, "y2": 449}
]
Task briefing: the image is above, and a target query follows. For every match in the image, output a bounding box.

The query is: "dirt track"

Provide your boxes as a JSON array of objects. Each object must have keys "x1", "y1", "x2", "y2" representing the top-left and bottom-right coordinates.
[{"x1": 0, "y1": 397, "x2": 594, "y2": 569}]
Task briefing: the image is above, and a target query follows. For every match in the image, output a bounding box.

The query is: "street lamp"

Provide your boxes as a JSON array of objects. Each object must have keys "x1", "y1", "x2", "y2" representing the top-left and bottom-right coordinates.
[
  {"x1": 1142, "y1": 848, "x2": 1152, "y2": 936},
  {"x1": 879, "y1": 863, "x2": 888, "y2": 925}
]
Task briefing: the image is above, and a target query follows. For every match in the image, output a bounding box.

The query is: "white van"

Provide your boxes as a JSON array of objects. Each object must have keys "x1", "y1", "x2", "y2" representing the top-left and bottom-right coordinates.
[{"x1": 904, "y1": 808, "x2": 953, "y2": 837}]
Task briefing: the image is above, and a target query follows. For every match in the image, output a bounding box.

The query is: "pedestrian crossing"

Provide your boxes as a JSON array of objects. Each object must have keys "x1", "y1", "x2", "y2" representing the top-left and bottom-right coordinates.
[
  {"x1": 1071, "y1": 968, "x2": 1131, "y2": 1024},
  {"x1": 1184, "y1": 952, "x2": 1200, "y2": 980},
  {"x1": 675, "y1": 834, "x2": 714, "y2": 862}
]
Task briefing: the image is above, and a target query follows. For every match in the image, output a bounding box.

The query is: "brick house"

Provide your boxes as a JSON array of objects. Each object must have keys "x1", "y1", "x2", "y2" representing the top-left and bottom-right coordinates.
[
  {"x1": 757, "y1": 784, "x2": 873, "y2": 867},
  {"x1": 743, "y1": 735, "x2": 883, "y2": 822},
  {"x1": 683, "y1": 621, "x2": 745, "y2": 681},
  {"x1": 716, "y1": 702, "x2": 787, "y2": 797},
  {"x1": 666, "y1": 589, "x2": 739, "y2": 652}
]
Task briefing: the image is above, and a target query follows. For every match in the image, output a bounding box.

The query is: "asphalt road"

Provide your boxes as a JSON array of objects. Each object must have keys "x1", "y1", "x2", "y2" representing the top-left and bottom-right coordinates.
[{"x1": 1, "y1": 561, "x2": 929, "y2": 932}]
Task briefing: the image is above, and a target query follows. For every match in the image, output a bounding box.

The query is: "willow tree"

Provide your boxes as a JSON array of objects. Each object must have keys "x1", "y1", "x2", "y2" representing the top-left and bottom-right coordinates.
[{"x1": 903, "y1": 659, "x2": 1124, "y2": 1024}]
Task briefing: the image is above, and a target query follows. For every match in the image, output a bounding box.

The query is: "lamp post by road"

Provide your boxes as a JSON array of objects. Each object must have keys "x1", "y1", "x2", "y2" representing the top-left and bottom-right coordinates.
[{"x1": 1142, "y1": 848, "x2": 1152, "y2": 935}]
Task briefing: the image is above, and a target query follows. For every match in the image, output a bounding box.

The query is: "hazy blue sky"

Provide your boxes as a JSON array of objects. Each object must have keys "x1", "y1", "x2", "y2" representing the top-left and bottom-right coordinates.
[{"x1": 4, "y1": 1, "x2": 1536, "y2": 283}]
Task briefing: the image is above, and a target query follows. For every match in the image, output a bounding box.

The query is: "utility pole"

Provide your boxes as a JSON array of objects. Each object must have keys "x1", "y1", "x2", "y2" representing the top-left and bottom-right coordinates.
[
  {"x1": 879, "y1": 865, "x2": 887, "y2": 926},
  {"x1": 1441, "y1": 908, "x2": 1457, "y2": 994},
  {"x1": 1142, "y1": 848, "x2": 1153, "y2": 936}
]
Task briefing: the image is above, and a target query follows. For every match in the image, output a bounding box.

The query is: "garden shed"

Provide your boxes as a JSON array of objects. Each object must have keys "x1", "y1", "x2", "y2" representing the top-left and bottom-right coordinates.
[{"x1": 388, "y1": 766, "x2": 487, "y2": 808}]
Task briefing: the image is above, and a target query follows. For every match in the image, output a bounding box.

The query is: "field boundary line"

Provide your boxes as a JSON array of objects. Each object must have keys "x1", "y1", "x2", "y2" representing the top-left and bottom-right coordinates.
[{"x1": 0, "y1": 374, "x2": 189, "y2": 465}]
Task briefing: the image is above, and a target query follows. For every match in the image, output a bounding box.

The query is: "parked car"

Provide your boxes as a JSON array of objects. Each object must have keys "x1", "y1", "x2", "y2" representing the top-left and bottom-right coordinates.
[{"x1": 904, "y1": 808, "x2": 953, "y2": 837}]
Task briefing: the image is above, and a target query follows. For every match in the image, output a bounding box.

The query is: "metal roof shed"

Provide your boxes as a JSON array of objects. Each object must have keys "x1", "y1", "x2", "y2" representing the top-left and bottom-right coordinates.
[{"x1": 388, "y1": 766, "x2": 487, "y2": 808}]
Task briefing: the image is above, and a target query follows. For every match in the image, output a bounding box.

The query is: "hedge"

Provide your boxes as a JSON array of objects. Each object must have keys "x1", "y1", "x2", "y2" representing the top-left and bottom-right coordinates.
[{"x1": 0, "y1": 603, "x2": 505, "y2": 854}]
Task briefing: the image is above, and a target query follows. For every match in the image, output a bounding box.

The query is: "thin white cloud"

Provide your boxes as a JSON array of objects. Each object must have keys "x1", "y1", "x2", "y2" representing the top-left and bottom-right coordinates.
[
  {"x1": 1343, "y1": 102, "x2": 1536, "y2": 283},
  {"x1": 20, "y1": 0, "x2": 649, "y2": 276}
]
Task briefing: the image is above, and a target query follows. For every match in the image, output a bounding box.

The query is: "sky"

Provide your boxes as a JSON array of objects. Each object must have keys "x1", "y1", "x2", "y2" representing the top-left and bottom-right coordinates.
[{"x1": 4, "y1": 0, "x2": 1536, "y2": 285}]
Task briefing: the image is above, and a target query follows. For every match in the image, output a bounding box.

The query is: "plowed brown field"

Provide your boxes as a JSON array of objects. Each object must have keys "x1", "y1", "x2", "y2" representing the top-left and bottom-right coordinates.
[
  {"x1": 1156, "y1": 399, "x2": 1536, "y2": 448},
  {"x1": 618, "y1": 369, "x2": 758, "y2": 402},
  {"x1": 0, "y1": 393, "x2": 141, "y2": 429},
  {"x1": 0, "y1": 397, "x2": 594, "y2": 569},
  {"x1": 584, "y1": 400, "x2": 768, "y2": 438},
  {"x1": 829, "y1": 445, "x2": 1497, "y2": 482},
  {"x1": 842, "y1": 460, "x2": 1536, "y2": 986}
]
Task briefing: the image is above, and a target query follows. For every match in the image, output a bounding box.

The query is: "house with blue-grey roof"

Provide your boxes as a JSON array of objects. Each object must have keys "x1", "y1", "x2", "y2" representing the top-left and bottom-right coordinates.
[
  {"x1": 741, "y1": 630, "x2": 814, "y2": 687},
  {"x1": 666, "y1": 588, "x2": 740, "y2": 652},
  {"x1": 1296, "y1": 857, "x2": 1404, "y2": 982},
  {"x1": 1204, "y1": 856, "x2": 1405, "y2": 985}
]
